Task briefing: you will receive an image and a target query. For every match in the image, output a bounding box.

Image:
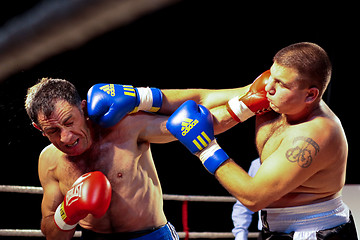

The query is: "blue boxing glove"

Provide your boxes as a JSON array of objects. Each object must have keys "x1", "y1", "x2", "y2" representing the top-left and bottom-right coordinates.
[
  {"x1": 87, "y1": 84, "x2": 163, "y2": 127},
  {"x1": 166, "y1": 100, "x2": 229, "y2": 174}
]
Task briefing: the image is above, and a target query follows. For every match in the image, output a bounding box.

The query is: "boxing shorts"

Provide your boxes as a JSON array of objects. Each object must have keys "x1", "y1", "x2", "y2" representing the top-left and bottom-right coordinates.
[
  {"x1": 80, "y1": 222, "x2": 179, "y2": 240},
  {"x1": 259, "y1": 196, "x2": 358, "y2": 239}
]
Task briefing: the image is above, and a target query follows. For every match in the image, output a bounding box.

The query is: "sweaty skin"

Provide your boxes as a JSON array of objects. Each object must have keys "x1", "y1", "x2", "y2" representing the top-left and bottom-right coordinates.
[
  {"x1": 37, "y1": 87, "x2": 247, "y2": 240},
  {"x1": 38, "y1": 100, "x2": 172, "y2": 239},
  {"x1": 212, "y1": 63, "x2": 347, "y2": 212}
]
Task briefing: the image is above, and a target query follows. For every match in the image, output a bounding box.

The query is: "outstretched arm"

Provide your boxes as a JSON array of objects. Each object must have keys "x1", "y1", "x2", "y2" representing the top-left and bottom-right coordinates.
[
  {"x1": 86, "y1": 83, "x2": 249, "y2": 128},
  {"x1": 87, "y1": 71, "x2": 268, "y2": 129},
  {"x1": 204, "y1": 70, "x2": 272, "y2": 135},
  {"x1": 159, "y1": 70, "x2": 271, "y2": 117},
  {"x1": 159, "y1": 86, "x2": 250, "y2": 115}
]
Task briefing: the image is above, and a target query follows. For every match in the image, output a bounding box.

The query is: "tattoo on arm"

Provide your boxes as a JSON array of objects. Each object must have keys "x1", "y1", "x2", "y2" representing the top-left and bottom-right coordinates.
[{"x1": 285, "y1": 136, "x2": 320, "y2": 168}]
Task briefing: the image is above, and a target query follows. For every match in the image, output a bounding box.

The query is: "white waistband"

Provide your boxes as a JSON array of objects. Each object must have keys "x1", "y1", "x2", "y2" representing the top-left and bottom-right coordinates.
[{"x1": 261, "y1": 196, "x2": 350, "y2": 233}]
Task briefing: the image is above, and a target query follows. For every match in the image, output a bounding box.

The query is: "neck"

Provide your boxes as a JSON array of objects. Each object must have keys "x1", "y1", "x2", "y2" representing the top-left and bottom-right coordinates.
[{"x1": 284, "y1": 101, "x2": 321, "y2": 125}]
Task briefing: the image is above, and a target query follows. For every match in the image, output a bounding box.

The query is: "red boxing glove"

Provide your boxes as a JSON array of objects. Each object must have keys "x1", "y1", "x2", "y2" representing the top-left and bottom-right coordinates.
[
  {"x1": 226, "y1": 70, "x2": 271, "y2": 122},
  {"x1": 54, "y1": 171, "x2": 112, "y2": 231}
]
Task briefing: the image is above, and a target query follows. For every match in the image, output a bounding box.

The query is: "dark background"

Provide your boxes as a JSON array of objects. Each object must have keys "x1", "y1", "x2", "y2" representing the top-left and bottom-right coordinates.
[{"x1": 0, "y1": 0, "x2": 358, "y2": 238}]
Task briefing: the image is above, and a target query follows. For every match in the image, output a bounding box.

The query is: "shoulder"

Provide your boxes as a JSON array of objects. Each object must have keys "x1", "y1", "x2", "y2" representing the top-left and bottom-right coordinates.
[
  {"x1": 283, "y1": 113, "x2": 346, "y2": 168},
  {"x1": 286, "y1": 117, "x2": 334, "y2": 148},
  {"x1": 38, "y1": 144, "x2": 61, "y2": 185},
  {"x1": 39, "y1": 144, "x2": 61, "y2": 167},
  {"x1": 292, "y1": 108, "x2": 345, "y2": 147},
  {"x1": 307, "y1": 101, "x2": 346, "y2": 142}
]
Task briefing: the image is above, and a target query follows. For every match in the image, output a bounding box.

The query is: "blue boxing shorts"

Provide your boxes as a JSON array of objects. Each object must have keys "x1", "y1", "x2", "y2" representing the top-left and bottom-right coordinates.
[{"x1": 80, "y1": 222, "x2": 179, "y2": 240}]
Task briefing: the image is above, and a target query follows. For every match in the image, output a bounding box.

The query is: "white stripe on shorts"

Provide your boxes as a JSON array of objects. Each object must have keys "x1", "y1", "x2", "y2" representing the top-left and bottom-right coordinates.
[{"x1": 166, "y1": 222, "x2": 179, "y2": 240}]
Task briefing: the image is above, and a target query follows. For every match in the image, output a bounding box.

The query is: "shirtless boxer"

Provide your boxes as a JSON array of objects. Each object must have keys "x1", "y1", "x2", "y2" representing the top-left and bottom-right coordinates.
[
  {"x1": 167, "y1": 42, "x2": 358, "y2": 239},
  {"x1": 25, "y1": 79, "x2": 176, "y2": 240},
  {"x1": 25, "y1": 77, "x2": 254, "y2": 239}
]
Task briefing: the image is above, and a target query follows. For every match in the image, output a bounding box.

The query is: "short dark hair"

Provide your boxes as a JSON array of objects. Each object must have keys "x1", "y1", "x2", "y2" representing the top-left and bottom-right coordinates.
[
  {"x1": 25, "y1": 78, "x2": 81, "y2": 126},
  {"x1": 273, "y1": 42, "x2": 332, "y2": 96}
]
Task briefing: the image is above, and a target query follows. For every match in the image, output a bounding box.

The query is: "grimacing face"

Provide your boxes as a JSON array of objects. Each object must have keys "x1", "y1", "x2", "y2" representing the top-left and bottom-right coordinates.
[
  {"x1": 265, "y1": 63, "x2": 312, "y2": 116},
  {"x1": 35, "y1": 100, "x2": 93, "y2": 156}
]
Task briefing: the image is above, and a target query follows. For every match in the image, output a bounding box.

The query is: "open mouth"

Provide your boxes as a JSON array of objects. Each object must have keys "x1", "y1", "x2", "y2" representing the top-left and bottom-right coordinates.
[{"x1": 66, "y1": 139, "x2": 79, "y2": 148}]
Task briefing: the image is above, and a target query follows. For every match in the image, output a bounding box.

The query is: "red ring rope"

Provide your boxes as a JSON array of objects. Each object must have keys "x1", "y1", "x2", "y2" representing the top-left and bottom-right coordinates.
[{"x1": 182, "y1": 200, "x2": 189, "y2": 240}]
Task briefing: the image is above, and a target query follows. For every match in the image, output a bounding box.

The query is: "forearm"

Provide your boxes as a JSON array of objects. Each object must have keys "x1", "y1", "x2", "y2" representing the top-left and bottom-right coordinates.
[
  {"x1": 215, "y1": 159, "x2": 267, "y2": 212},
  {"x1": 210, "y1": 105, "x2": 239, "y2": 135},
  {"x1": 160, "y1": 87, "x2": 249, "y2": 115},
  {"x1": 41, "y1": 215, "x2": 75, "y2": 240}
]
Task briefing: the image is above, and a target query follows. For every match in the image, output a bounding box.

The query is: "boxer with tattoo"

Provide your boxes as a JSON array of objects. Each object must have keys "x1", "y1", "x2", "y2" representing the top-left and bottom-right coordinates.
[{"x1": 167, "y1": 42, "x2": 357, "y2": 239}]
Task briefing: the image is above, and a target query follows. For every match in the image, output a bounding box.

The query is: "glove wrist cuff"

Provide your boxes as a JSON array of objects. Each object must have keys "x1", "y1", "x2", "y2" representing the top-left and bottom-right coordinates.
[
  {"x1": 196, "y1": 139, "x2": 229, "y2": 174},
  {"x1": 226, "y1": 97, "x2": 254, "y2": 122},
  {"x1": 54, "y1": 202, "x2": 78, "y2": 231},
  {"x1": 136, "y1": 87, "x2": 163, "y2": 112}
]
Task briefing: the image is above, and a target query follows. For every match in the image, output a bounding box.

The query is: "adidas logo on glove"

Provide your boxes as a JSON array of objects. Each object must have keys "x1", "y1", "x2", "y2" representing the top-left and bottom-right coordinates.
[
  {"x1": 99, "y1": 84, "x2": 116, "y2": 96},
  {"x1": 181, "y1": 118, "x2": 199, "y2": 136}
]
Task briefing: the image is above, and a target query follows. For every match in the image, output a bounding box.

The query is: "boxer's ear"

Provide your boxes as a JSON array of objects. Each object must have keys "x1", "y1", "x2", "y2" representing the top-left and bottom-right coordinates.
[
  {"x1": 305, "y1": 87, "x2": 319, "y2": 104},
  {"x1": 81, "y1": 100, "x2": 89, "y2": 119},
  {"x1": 81, "y1": 100, "x2": 87, "y2": 111},
  {"x1": 32, "y1": 122, "x2": 46, "y2": 136}
]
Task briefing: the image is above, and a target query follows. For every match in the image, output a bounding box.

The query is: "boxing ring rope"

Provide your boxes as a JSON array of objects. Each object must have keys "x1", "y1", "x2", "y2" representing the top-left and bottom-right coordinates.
[{"x1": 0, "y1": 185, "x2": 260, "y2": 239}]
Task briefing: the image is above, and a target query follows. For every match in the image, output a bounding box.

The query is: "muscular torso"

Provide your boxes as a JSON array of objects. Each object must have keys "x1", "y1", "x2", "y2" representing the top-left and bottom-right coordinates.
[
  {"x1": 43, "y1": 115, "x2": 167, "y2": 233},
  {"x1": 254, "y1": 102, "x2": 348, "y2": 208}
]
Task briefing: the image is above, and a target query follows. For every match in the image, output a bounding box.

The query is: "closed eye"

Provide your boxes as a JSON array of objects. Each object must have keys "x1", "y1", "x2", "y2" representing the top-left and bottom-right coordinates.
[
  {"x1": 275, "y1": 79, "x2": 289, "y2": 89},
  {"x1": 45, "y1": 127, "x2": 59, "y2": 135},
  {"x1": 64, "y1": 122, "x2": 73, "y2": 127},
  {"x1": 63, "y1": 115, "x2": 73, "y2": 127}
]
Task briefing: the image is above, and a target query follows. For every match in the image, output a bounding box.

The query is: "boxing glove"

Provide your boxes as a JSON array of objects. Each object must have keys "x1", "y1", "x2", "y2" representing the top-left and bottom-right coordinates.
[
  {"x1": 166, "y1": 100, "x2": 229, "y2": 174},
  {"x1": 54, "y1": 171, "x2": 112, "y2": 231},
  {"x1": 226, "y1": 70, "x2": 271, "y2": 122},
  {"x1": 87, "y1": 84, "x2": 163, "y2": 127}
]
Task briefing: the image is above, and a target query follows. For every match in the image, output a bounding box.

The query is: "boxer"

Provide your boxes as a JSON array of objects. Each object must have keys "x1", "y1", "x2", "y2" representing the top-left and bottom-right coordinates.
[
  {"x1": 167, "y1": 43, "x2": 357, "y2": 239},
  {"x1": 25, "y1": 77, "x2": 253, "y2": 239},
  {"x1": 25, "y1": 79, "x2": 180, "y2": 240}
]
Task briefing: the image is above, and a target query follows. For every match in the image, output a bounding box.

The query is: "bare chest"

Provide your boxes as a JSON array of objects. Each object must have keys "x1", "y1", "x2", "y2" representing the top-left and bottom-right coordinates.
[
  {"x1": 55, "y1": 138, "x2": 165, "y2": 229},
  {"x1": 255, "y1": 114, "x2": 289, "y2": 161},
  {"x1": 56, "y1": 139, "x2": 149, "y2": 195}
]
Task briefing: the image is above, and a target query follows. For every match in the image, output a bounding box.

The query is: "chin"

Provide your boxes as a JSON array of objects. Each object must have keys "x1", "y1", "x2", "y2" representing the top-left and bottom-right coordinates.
[
  {"x1": 269, "y1": 103, "x2": 280, "y2": 113},
  {"x1": 60, "y1": 145, "x2": 87, "y2": 156},
  {"x1": 66, "y1": 151, "x2": 83, "y2": 157}
]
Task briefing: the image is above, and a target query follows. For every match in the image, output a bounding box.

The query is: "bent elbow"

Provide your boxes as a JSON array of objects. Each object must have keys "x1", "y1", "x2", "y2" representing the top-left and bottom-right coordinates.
[
  {"x1": 242, "y1": 201, "x2": 262, "y2": 212},
  {"x1": 40, "y1": 218, "x2": 47, "y2": 236},
  {"x1": 246, "y1": 203, "x2": 264, "y2": 213},
  {"x1": 237, "y1": 197, "x2": 269, "y2": 212}
]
